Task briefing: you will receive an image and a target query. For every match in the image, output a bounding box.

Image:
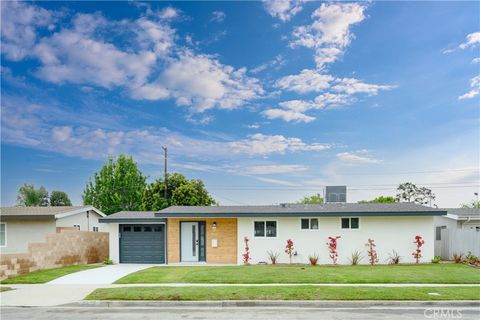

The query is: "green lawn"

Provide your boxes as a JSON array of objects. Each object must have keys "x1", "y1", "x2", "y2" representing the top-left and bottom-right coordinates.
[
  {"x1": 115, "y1": 264, "x2": 480, "y2": 284},
  {"x1": 1, "y1": 264, "x2": 102, "y2": 284},
  {"x1": 86, "y1": 286, "x2": 480, "y2": 301}
]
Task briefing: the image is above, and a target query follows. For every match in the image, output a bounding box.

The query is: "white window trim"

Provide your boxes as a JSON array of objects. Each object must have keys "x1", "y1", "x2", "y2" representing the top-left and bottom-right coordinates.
[
  {"x1": 300, "y1": 218, "x2": 320, "y2": 231},
  {"x1": 93, "y1": 226, "x2": 99, "y2": 232},
  {"x1": 340, "y1": 217, "x2": 361, "y2": 230},
  {"x1": 73, "y1": 224, "x2": 80, "y2": 230},
  {"x1": 253, "y1": 220, "x2": 278, "y2": 238},
  {"x1": 0, "y1": 223, "x2": 6, "y2": 247}
]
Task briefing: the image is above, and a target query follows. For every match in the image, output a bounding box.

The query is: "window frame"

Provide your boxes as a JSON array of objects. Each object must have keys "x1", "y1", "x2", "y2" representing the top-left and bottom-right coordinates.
[
  {"x1": 73, "y1": 224, "x2": 80, "y2": 230},
  {"x1": 340, "y1": 217, "x2": 360, "y2": 230},
  {"x1": 0, "y1": 223, "x2": 6, "y2": 247},
  {"x1": 253, "y1": 220, "x2": 278, "y2": 238},
  {"x1": 92, "y1": 226, "x2": 99, "y2": 232},
  {"x1": 300, "y1": 218, "x2": 319, "y2": 231}
]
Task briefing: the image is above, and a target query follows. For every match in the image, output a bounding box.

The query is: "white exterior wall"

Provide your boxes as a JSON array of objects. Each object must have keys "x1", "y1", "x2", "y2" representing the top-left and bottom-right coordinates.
[
  {"x1": 105, "y1": 223, "x2": 120, "y2": 263},
  {"x1": 1, "y1": 219, "x2": 57, "y2": 254},
  {"x1": 56, "y1": 210, "x2": 105, "y2": 232},
  {"x1": 237, "y1": 216, "x2": 434, "y2": 265}
]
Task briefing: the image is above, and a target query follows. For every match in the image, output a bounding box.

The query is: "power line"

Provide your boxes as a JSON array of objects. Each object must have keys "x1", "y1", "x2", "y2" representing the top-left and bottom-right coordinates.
[{"x1": 206, "y1": 185, "x2": 479, "y2": 191}]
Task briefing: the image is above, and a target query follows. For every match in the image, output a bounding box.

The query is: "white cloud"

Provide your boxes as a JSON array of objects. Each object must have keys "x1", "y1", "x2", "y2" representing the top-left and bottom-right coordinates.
[
  {"x1": 459, "y1": 32, "x2": 480, "y2": 49},
  {"x1": 262, "y1": 108, "x2": 315, "y2": 123},
  {"x1": 255, "y1": 177, "x2": 301, "y2": 186},
  {"x1": 157, "y1": 6, "x2": 180, "y2": 20},
  {"x1": 458, "y1": 75, "x2": 480, "y2": 100},
  {"x1": 245, "y1": 164, "x2": 308, "y2": 175},
  {"x1": 263, "y1": 0, "x2": 304, "y2": 22},
  {"x1": 336, "y1": 151, "x2": 382, "y2": 164},
  {"x1": 51, "y1": 126, "x2": 73, "y2": 142},
  {"x1": 333, "y1": 78, "x2": 396, "y2": 95},
  {"x1": 275, "y1": 69, "x2": 334, "y2": 93},
  {"x1": 290, "y1": 3, "x2": 366, "y2": 68},
  {"x1": 1, "y1": 1, "x2": 54, "y2": 61},
  {"x1": 247, "y1": 124, "x2": 261, "y2": 129},
  {"x1": 251, "y1": 54, "x2": 286, "y2": 74},
  {"x1": 211, "y1": 11, "x2": 226, "y2": 23},
  {"x1": 229, "y1": 133, "x2": 330, "y2": 156},
  {"x1": 472, "y1": 57, "x2": 480, "y2": 64}
]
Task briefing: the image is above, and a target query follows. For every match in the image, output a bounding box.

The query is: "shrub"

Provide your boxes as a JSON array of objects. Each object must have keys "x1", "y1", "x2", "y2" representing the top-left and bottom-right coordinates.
[
  {"x1": 267, "y1": 250, "x2": 280, "y2": 265},
  {"x1": 412, "y1": 235, "x2": 425, "y2": 264},
  {"x1": 308, "y1": 254, "x2": 319, "y2": 266},
  {"x1": 431, "y1": 256, "x2": 442, "y2": 264},
  {"x1": 103, "y1": 258, "x2": 113, "y2": 265},
  {"x1": 285, "y1": 239, "x2": 295, "y2": 264},
  {"x1": 465, "y1": 251, "x2": 478, "y2": 263},
  {"x1": 365, "y1": 238, "x2": 379, "y2": 266},
  {"x1": 326, "y1": 236, "x2": 341, "y2": 264},
  {"x1": 452, "y1": 253, "x2": 464, "y2": 264},
  {"x1": 388, "y1": 250, "x2": 401, "y2": 265},
  {"x1": 349, "y1": 250, "x2": 362, "y2": 265},
  {"x1": 242, "y1": 236, "x2": 251, "y2": 265}
]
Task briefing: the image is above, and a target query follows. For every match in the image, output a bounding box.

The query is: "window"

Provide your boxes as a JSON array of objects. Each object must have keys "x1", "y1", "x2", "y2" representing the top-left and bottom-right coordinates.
[
  {"x1": 0, "y1": 223, "x2": 6, "y2": 246},
  {"x1": 123, "y1": 226, "x2": 131, "y2": 232},
  {"x1": 73, "y1": 224, "x2": 80, "y2": 230},
  {"x1": 254, "y1": 221, "x2": 277, "y2": 237},
  {"x1": 92, "y1": 226, "x2": 99, "y2": 232},
  {"x1": 341, "y1": 218, "x2": 359, "y2": 229},
  {"x1": 301, "y1": 218, "x2": 319, "y2": 230},
  {"x1": 133, "y1": 226, "x2": 142, "y2": 232},
  {"x1": 143, "y1": 226, "x2": 152, "y2": 232},
  {"x1": 436, "y1": 226, "x2": 446, "y2": 240}
]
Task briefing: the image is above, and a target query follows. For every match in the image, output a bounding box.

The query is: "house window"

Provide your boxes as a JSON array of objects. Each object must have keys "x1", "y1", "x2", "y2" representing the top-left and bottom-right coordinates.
[
  {"x1": 436, "y1": 226, "x2": 446, "y2": 240},
  {"x1": 341, "y1": 218, "x2": 359, "y2": 229},
  {"x1": 301, "y1": 218, "x2": 319, "y2": 230},
  {"x1": 92, "y1": 226, "x2": 99, "y2": 232},
  {"x1": 0, "y1": 223, "x2": 6, "y2": 246},
  {"x1": 254, "y1": 221, "x2": 277, "y2": 237},
  {"x1": 73, "y1": 225, "x2": 80, "y2": 230}
]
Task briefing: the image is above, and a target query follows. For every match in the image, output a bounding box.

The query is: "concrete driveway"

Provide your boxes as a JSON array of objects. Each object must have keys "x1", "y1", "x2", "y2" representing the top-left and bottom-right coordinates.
[{"x1": 48, "y1": 264, "x2": 153, "y2": 285}]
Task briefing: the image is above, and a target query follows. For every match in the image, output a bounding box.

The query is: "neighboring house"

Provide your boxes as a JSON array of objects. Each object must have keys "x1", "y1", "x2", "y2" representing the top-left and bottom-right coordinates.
[
  {"x1": 0, "y1": 206, "x2": 106, "y2": 254},
  {"x1": 434, "y1": 208, "x2": 480, "y2": 258},
  {"x1": 100, "y1": 203, "x2": 445, "y2": 265}
]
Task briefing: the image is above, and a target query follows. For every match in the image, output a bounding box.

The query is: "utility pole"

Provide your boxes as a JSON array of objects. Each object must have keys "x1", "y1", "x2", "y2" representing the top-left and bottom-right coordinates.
[{"x1": 162, "y1": 146, "x2": 167, "y2": 199}]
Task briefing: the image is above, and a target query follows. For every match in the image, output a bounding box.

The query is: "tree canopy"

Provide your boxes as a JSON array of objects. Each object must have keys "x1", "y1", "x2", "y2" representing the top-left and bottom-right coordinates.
[
  {"x1": 50, "y1": 191, "x2": 72, "y2": 206},
  {"x1": 297, "y1": 193, "x2": 324, "y2": 204},
  {"x1": 16, "y1": 184, "x2": 49, "y2": 207},
  {"x1": 142, "y1": 173, "x2": 216, "y2": 211},
  {"x1": 358, "y1": 196, "x2": 397, "y2": 204},
  {"x1": 395, "y1": 182, "x2": 435, "y2": 205},
  {"x1": 461, "y1": 200, "x2": 480, "y2": 208},
  {"x1": 83, "y1": 155, "x2": 146, "y2": 215}
]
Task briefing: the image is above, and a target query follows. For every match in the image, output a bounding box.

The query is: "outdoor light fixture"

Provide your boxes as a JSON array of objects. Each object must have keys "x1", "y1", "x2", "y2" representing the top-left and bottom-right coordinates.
[{"x1": 212, "y1": 222, "x2": 217, "y2": 231}]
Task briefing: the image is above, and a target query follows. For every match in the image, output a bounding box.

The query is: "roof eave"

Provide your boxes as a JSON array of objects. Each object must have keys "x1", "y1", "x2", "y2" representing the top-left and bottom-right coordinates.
[{"x1": 154, "y1": 211, "x2": 447, "y2": 218}]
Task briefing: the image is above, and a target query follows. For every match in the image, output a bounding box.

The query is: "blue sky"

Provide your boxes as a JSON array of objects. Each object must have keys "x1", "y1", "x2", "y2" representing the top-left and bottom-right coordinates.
[{"x1": 1, "y1": 1, "x2": 479, "y2": 208}]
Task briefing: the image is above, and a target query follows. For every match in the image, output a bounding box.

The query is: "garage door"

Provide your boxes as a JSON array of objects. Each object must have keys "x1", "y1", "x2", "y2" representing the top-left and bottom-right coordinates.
[{"x1": 119, "y1": 224, "x2": 165, "y2": 263}]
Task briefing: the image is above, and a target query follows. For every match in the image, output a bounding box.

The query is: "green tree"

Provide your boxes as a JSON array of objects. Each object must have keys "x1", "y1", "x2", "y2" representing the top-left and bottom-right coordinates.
[
  {"x1": 297, "y1": 193, "x2": 324, "y2": 204},
  {"x1": 16, "y1": 184, "x2": 49, "y2": 206},
  {"x1": 142, "y1": 173, "x2": 216, "y2": 210},
  {"x1": 50, "y1": 191, "x2": 72, "y2": 206},
  {"x1": 396, "y1": 182, "x2": 435, "y2": 205},
  {"x1": 358, "y1": 196, "x2": 397, "y2": 204},
  {"x1": 83, "y1": 155, "x2": 146, "y2": 215},
  {"x1": 461, "y1": 200, "x2": 480, "y2": 208}
]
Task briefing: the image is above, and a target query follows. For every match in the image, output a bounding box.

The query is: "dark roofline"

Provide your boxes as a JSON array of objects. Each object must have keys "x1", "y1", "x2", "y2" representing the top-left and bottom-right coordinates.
[
  {"x1": 99, "y1": 218, "x2": 166, "y2": 223},
  {"x1": 155, "y1": 211, "x2": 446, "y2": 218}
]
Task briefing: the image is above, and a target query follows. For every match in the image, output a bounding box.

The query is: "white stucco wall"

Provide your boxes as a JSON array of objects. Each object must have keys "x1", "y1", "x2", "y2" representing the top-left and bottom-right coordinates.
[
  {"x1": 106, "y1": 223, "x2": 120, "y2": 263},
  {"x1": 237, "y1": 216, "x2": 434, "y2": 265},
  {"x1": 56, "y1": 210, "x2": 105, "y2": 232},
  {"x1": 1, "y1": 219, "x2": 57, "y2": 253}
]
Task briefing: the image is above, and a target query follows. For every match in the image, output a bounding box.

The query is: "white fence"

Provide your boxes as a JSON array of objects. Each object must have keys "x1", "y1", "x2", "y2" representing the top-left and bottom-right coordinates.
[{"x1": 435, "y1": 228, "x2": 480, "y2": 259}]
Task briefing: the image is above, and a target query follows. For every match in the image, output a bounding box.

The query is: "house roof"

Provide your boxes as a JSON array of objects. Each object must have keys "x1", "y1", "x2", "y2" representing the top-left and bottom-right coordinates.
[
  {"x1": 444, "y1": 208, "x2": 480, "y2": 220},
  {"x1": 0, "y1": 206, "x2": 105, "y2": 220},
  {"x1": 99, "y1": 211, "x2": 165, "y2": 223},
  {"x1": 154, "y1": 202, "x2": 445, "y2": 218}
]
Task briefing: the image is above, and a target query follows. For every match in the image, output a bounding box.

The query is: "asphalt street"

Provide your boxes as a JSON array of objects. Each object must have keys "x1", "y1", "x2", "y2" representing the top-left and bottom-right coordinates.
[{"x1": 2, "y1": 306, "x2": 480, "y2": 320}]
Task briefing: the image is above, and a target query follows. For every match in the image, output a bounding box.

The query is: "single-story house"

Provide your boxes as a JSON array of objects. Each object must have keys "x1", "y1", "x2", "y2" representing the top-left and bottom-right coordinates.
[
  {"x1": 100, "y1": 202, "x2": 445, "y2": 265},
  {"x1": 0, "y1": 206, "x2": 106, "y2": 254},
  {"x1": 434, "y1": 208, "x2": 480, "y2": 233}
]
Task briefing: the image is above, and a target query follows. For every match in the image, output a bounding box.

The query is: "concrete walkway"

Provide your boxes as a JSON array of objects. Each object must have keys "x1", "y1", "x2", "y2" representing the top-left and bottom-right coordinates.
[{"x1": 48, "y1": 264, "x2": 154, "y2": 285}]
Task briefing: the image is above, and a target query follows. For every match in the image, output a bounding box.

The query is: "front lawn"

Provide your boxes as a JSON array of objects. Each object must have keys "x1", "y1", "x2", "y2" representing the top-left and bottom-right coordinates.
[
  {"x1": 115, "y1": 264, "x2": 480, "y2": 284},
  {"x1": 86, "y1": 286, "x2": 480, "y2": 301},
  {"x1": 1, "y1": 264, "x2": 102, "y2": 284}
]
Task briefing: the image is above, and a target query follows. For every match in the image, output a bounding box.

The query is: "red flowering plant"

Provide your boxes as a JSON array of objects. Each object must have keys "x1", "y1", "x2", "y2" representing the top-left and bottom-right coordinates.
[
  {"x1": 412, "y1": 235, "x2": 425, "y2": 264},
  {"x1": 365, "y1": 238, "x2": 379, "y2": 266},
  {"x1": 242, "y1": 236, "x2": 251, "y2": 265},
  {"x1": 285, "y1": 239, "x2": 295, "y2": 264},
  {"x1": 326, "y1": 236, "x2": 341, "y2": 264}
]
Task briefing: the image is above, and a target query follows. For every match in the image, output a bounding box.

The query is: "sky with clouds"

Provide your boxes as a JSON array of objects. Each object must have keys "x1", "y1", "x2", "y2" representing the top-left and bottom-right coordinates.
[{"x1": 1, "y1": 1, "x2": 479, "y2": 208}]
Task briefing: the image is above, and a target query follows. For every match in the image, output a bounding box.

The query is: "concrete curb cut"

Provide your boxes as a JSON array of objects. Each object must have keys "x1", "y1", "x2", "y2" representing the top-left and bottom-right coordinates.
[{"x1": 70, "y1": 300, "x2": 480, "y2": 309}]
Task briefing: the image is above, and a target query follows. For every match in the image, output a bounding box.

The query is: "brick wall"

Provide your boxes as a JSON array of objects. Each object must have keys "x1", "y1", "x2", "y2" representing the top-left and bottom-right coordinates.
[
  {"x1": 167, "y1": 218, "x2": 237, "y2": 264},
  {"x1": 0, "y1": 229, "x2": 108, "y2": 280}
]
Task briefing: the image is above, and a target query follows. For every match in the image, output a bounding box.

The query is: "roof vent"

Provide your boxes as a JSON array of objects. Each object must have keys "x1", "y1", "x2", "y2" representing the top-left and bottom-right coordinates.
[
  {"x1": 325, "y1": 186, "x2": 347, "y2": 203},
  {"x1": 280, "y1": 203, "x2": 288, "y2": 208}
]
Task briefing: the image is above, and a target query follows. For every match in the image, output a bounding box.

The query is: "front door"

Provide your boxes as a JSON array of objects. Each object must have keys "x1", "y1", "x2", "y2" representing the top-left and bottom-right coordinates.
[{"x1": 181, "y1": 222, "x2": 199, "y2": 262}]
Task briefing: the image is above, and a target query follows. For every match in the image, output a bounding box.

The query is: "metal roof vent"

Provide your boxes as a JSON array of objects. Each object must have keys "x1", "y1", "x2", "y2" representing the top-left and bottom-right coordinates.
[{"x1": 325, "y1": 186, "x2": 347, "y2": 203}]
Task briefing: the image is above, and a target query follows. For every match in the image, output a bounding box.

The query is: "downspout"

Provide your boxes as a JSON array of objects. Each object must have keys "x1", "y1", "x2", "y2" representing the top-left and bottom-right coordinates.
[{"x1": 461, "y1": 216, "x2": 471, "y2": 229}]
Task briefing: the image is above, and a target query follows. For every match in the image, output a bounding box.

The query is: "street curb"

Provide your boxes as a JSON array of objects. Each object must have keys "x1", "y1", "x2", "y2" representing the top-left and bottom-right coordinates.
[{"x1": 71, "y1": 300, "x2": 480, "y2": 308}]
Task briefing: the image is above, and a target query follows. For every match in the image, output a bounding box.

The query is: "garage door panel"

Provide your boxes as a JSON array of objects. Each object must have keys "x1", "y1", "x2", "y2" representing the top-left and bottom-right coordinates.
[{"x1": 120, "y1": 224, "x2": 165, "y2": 263}]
